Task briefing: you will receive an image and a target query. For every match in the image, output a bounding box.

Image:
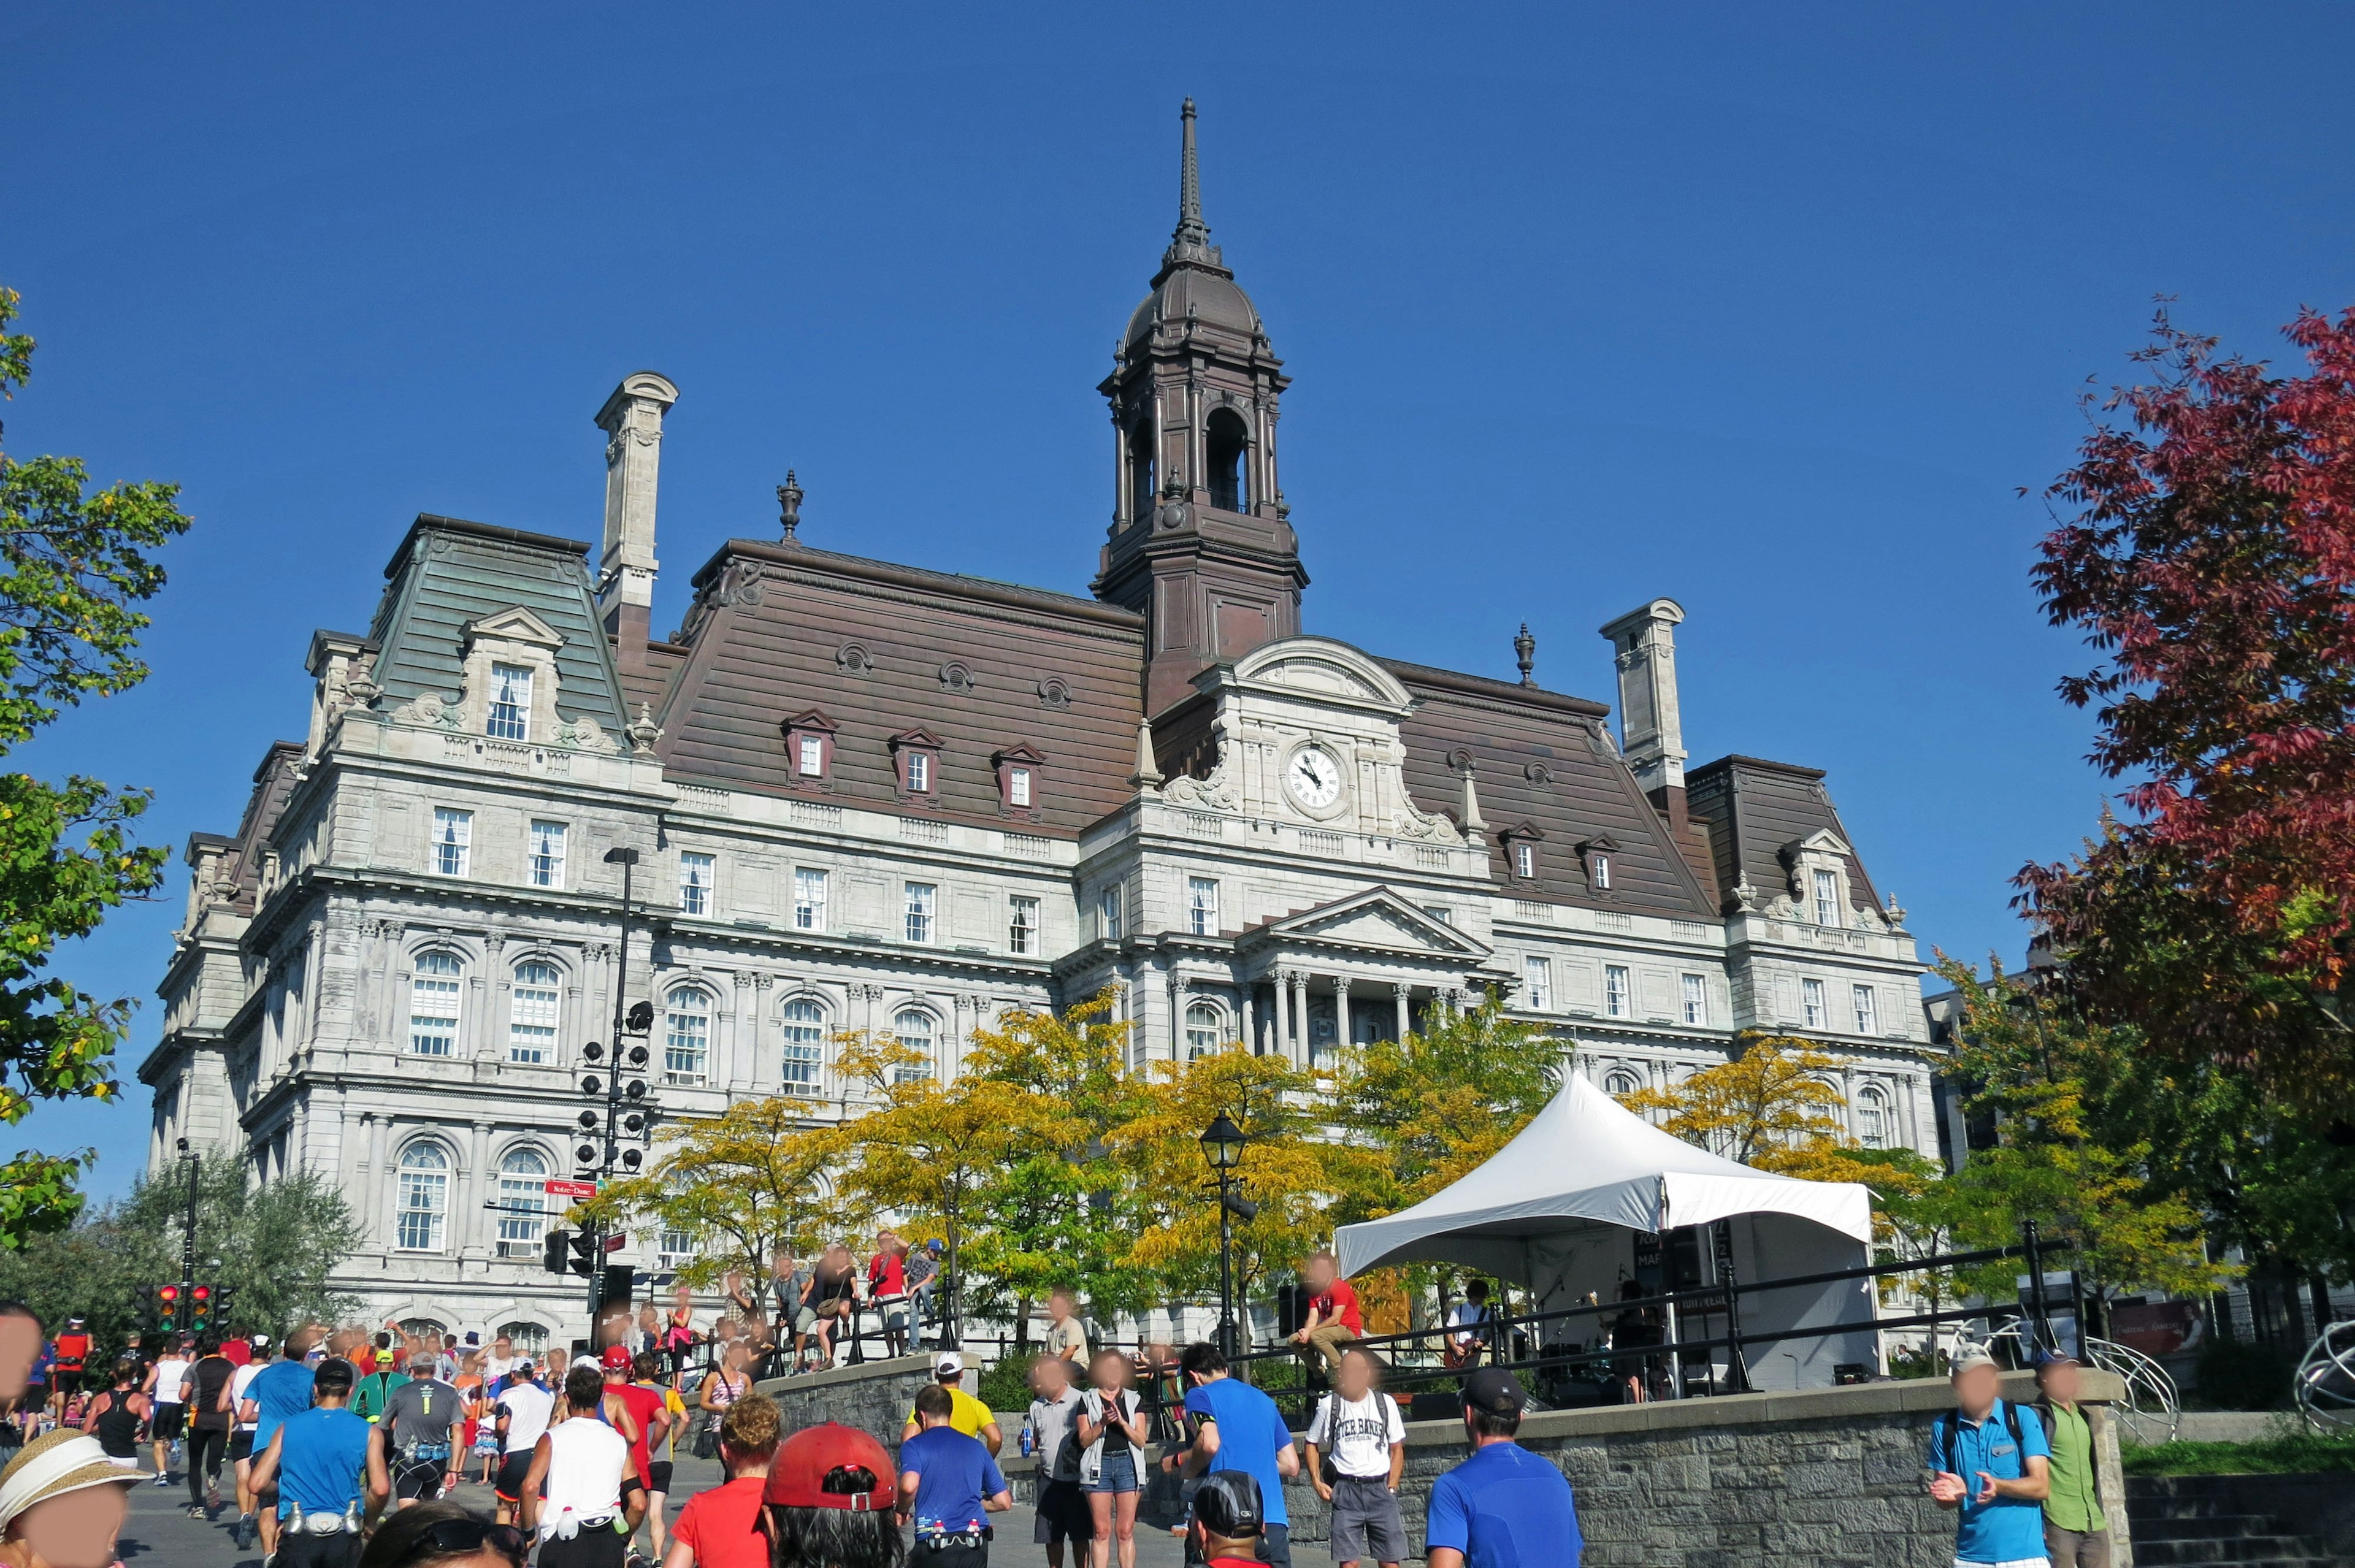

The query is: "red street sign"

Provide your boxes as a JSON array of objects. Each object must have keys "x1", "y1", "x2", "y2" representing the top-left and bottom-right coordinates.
[
  {"x1": 543, "y1": 1179, "x2": 597, "y2": 1200},
  {"x1": 603, "y1": 1233, "x2": 626, "y2": 1253}
]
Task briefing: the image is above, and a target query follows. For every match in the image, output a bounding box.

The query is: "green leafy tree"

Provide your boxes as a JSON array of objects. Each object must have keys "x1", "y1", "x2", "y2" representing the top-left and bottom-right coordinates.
[
  {"x1": 0, "y1": 285, "x2": 193, "y2": 1239},
  {"x1": 0, "y1": 1150, "x2": 358, "y2": 1353}
]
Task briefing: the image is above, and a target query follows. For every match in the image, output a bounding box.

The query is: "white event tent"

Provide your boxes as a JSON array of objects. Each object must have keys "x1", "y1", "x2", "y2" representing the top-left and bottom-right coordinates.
[{"x1": 1332, "y1": 1073, "x2": 1881, "y2": 1391}]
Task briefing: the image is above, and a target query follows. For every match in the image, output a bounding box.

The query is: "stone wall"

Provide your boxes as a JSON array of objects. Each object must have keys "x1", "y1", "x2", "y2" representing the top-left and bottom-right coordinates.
[{"x1": 756, "y1": 1353, "x2": 941, "y2": 1455}]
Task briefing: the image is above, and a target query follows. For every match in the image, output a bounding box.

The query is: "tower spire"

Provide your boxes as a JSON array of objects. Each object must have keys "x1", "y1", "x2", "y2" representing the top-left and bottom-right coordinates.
[{"x1": 1162, "y1": 99, "x2": 1221, "y2": 273}]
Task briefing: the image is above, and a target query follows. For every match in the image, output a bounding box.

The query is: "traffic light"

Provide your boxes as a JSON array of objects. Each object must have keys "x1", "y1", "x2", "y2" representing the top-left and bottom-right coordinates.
[
  {"x1": 212, "y1": 1282, "x2": 236, "y2": 1331},
  {"x1": 543, "y1": 1229, "x2": 569, "y2": 1275},
  {"x1": 156, "y1": 1283, "x2": 182, "y2": 1329},
  {"x1": 567, "y1": 1231, "x2": 598, "y2": 1277},
  {"x1": 188, "y1": 1283, "x2": 214, "y2": 1333}
]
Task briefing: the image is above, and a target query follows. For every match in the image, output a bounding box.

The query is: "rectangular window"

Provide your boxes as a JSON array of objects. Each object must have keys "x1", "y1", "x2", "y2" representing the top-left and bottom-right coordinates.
[
  {"x1": 1424, "y1": 906, "x2": 1453, "y2": 925},
  {"x1": 1008, "y1": 767, "x2": 1033, "y2": 808},
  {"x1": 903, "y1": 881, "x2": 936, "y2": 944},
  {"x1": 508, "y1": 968, "x2": 559, "y2": 1065},
  {"x1": 1187, "y1": 876, "x2": 1219, "y2": 936},
  {"x1": 1852, "y1": 984, "x2": 1878, "y2": 1034},
  {"x1": 794, "y1": 868, "x2": 829, "y2": 933},
  {"x1": 664, "y1": 994, "x2": 710, "y2": 1086},
  {"x1": 678, "y1": 852, "x2": 714, "y2": 917},
  {"x1": 1008, "y1": 894, "x2": 1040, "y2": 955},
  {"x1": 1802, "y1": 977, "x2": 1828, "y2": 1029},
  {"x1": 905, "y1": 752, "x2": 932, "y2": 793},
  {"x1": 797, "y1": 733, "x2": 824, "y2": 778},
  {"x1": 431, "y1": 808, "x2": 472, "y2": 878},
  {"x1": 659, "y1": 1226, "x2": 697, "y2": 1268},
  {"x1": 1591, "y1": 853, "x2": 1612, "y2": 892},
  {"x1": 1813, "y1": 868, "x2": 1840, "y2": 927},
  {"x1": 1604, "y1": 964, "x2": 1630, "y2": 1019},
  {"x1": 486, "y1": 664, "x2": 532, "y2": 742},
  {"x1": 396, "y1": 1166, "x2": 447, "y2": 1252},
  {"x1": 1099, "y1": 884, "x2": 1125, "y2": 941},
  {"x1": 527, "y1": 820, "x2": 566, "y2": 889},
  {"x1": 494, "y1": 1169, "x2": 546, "y2": 1252},
  {"x1": 1523, "y1": 956, "x2": 1552, "y2": 1012},
  {"x1": 1680, "y1": 973, "x2": 1709, "y2": 1026},
  {"x1": 1513, "y1": 841, "x2": 1536, "y2": 879}
]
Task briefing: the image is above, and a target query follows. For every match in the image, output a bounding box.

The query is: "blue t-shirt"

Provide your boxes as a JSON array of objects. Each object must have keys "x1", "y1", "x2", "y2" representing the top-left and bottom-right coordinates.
[
  {"x1": 248, "y1": 1361, "x2": 316, "y2": 1451},
  {"x1": 1425, "y1": 1440, "x2": 1582, "y2": 1568},
  {"x1": 1182, "y1": 1377, "x2": 1295, "y2": 1528},
  {"x1": 900, "y1": 1425, "x2": 1005, "y2": 1537},
  {"x1": 274, "y1": 1406, "x2": 370, "y2": 1520},
  {"x1": 1927, "y1": 1399, "x2": 2052, "y2": 1564}
]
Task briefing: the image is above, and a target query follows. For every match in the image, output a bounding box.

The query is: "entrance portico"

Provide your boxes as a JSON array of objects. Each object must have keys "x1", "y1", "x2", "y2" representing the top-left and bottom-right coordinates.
[{"x1": 1230, "y1": 886, "x2": 1501, "y2": 1067}]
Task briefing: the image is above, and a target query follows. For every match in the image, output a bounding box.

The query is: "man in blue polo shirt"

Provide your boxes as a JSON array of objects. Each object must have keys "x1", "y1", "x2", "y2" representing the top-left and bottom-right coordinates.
[
  {"x1": 1425, "y1": 1366, "x2": 1581, "y2": 1568},
  {"x1": 1162, "y1": 1341, "x2": 1302, "y2": 1567},
  {"x1": 239, "y1": 1332, "x2": 318, "y2": 1557},
  {"x1": 1927, "y1": 1347, "x2": 2051, "y2": 1568},
  {"x1": 899, "y1": 1383, "x2": 1011, "y2": 1566}
]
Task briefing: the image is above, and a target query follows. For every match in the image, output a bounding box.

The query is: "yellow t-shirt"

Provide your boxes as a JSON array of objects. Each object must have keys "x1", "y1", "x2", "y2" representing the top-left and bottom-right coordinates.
[{"x1": 906, "y1": 1386, "x2": 996, "y2": 1439}]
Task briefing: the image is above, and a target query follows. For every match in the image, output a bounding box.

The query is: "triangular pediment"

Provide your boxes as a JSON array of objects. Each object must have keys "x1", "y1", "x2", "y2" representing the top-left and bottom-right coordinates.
[
  {"x1": 1782, "y1": 828, "x2": 1853, "y2": 862},
  {"x1": 462, "y1": 606, "x2": 565, "y2": 650},
  {"x1": 1249, "y1": 885, "x2": 1493, "y2": 960}
]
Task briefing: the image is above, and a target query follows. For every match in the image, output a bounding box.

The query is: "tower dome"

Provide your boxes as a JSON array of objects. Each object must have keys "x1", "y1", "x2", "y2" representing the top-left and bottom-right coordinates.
[{"x1": 1122, "y1": 99, "x2": 1266, "y2": 351}]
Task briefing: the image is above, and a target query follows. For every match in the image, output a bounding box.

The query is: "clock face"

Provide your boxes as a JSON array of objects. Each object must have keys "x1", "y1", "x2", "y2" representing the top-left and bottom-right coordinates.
[{"x1": 1287, "y1": 746, "x2": 1344, "y2": 810}]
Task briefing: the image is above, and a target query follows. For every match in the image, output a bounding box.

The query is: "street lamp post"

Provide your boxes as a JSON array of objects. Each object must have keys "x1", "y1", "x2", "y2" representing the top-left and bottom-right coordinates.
[{"x1": 1198, "y1": 1112, "x2": 1251, "y2": 1361}]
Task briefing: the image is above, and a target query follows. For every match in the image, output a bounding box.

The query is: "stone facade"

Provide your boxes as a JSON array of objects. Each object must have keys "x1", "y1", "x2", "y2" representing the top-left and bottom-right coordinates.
[
  {"x1": 139, "y1": 103, "x2": 1945, "y2": 1347},
  {"x1": 753, "y1": 1353, "x2": 942, "y2": 1456}
]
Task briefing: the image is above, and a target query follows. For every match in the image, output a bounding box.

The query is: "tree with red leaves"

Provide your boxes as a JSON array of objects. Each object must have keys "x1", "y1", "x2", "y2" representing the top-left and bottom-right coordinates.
[{"x1": 2020, "y1": 305, "x2": 2355, "y2": 1104}]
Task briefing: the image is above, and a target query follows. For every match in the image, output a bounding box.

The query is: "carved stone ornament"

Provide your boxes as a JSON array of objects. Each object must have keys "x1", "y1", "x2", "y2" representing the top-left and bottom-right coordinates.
[
  {"x1": 939, "y1": 662, "x2": 975, "y2": 694},
  {"x1": 837, "y1": 643, "x2": 874, "y2": 676},
  {"x1": 340, "y1": 655, "x2": 381, "y2": 710},
  {"x1": 1393, "y1": 800, "x2": 1465, "y2": 845},
  {"x1": 1162, "y1": 747, "x2": 1242, "y2": 812},
  {"x1": 626, "y1": 703, "x2": 661, "y2": 756},
  {"x1": 1036, "y1": 677, "x2": 1073, "y2": 709},
  {"x1": 710, "y1": 560, "x2": 765, "y2": 608},
  {"x1": 1731, "y1": 874, "x2": 1760, "y2": 912},
  {"x1": 554, "y1": 714, "x2": 620, "y2": 755},
  {"x1": 391, "y1": 691, "x2": 465, "y2": 730},
  {"x1": 1157, "y1": 500, "x2": 1190, "y2": 531}
]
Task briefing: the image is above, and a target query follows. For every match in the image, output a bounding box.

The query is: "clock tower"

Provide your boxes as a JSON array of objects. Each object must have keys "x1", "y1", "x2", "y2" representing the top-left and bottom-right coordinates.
[{"x1": 1095, "y1": 99, "x2": 1307, "y2": 718}]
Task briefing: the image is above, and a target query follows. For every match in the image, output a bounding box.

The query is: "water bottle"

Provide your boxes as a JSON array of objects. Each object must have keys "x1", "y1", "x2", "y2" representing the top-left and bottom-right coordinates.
[
  {"x1": 1019, "y1": 1420, "x2": 1034, "y2": 1459},
  {"x1": 286, "y1": 1500, "x2": 306, "y2": 1535},
  {"x1": 342, "y1": 1499, "x2": 363, "y2": 1535}
]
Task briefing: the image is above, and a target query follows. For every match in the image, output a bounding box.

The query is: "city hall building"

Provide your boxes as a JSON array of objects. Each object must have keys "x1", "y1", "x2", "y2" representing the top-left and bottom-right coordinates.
[{"x1": 142, "y1": 107, "x2": 1937, "y2": 1344}]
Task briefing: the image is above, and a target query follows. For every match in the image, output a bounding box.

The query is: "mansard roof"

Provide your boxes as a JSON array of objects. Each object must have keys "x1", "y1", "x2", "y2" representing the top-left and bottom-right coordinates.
[
  {"x1": 648, "y1": 537, "x2": 1144, "y2": 835},
  {"x1": 1686, "y1": 754, "x2": 1883, "y2": 916},
  {"x1": 365, "y1": 514, "x2": 629, "y2": 734},
  {"x1": 1379, "y1": 657, "x2": 1717, "y2": 920}
]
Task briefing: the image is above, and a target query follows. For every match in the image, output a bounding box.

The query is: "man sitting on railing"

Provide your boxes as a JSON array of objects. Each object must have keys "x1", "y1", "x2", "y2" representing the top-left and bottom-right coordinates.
[{"x1": 1288, "y1": 1253, "x2": 1363, "y2": 1382}]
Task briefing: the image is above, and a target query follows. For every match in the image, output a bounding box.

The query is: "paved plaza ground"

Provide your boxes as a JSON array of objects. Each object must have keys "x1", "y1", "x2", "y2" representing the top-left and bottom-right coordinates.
[{"x1": 113, "y1": 1448, "x2": 1341, "y2": 1567}]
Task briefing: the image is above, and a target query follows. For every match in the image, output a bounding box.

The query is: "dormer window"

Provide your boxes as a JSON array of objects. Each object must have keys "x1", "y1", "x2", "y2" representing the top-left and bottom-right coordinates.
[
  {"x1": 1499, "y1": 824, "x2": 1544, "y2": 883},
  {"x1": 889, "y1": 729, "x2": 944, "y2": 799},
  {"x1": 1577, "y1": 835, "x2": 1619, "y2": 896},
  {"x1": 992, "y1": 744, "x2": 1046, "y2": 816},
  {"x1": 780, "y1": 710, "x2": 838, "y2": 785},
  {"x1": 487, "y1": 664, "x2": 532, "y2": 741}
]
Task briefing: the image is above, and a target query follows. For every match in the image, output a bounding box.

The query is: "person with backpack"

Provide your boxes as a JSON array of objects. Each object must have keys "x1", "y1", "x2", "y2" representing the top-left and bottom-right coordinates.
[
  {"x1": 1926, "y1": 1347, "x2": 2052, "y2": 1568},
  {"x1": 1302, "y1": 1347, "x2": 1407, "y2": 1568},
  {"x1": 2031, "y1": 1352, "x2": 2110, "y2": 1567}
]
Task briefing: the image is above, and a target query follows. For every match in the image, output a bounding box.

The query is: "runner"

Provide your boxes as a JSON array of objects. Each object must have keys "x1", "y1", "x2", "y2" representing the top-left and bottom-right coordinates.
[
  {"x1": 754, "y1": 1423, "x2": 900, "y2": 1568},
  {"x1": 228, "y1": 1339, "x2": 267, "y2": 1536},
  {"x1": 492, "y1": 1358, "x2": 554, "y2": 1528},
  {"x1": 142, "y1": 1334, "x2": 192, "y2": 1486},
  {"x1": 664, "y1": 1391, "x2": 776, "y2": 1568},
  {"x1": 597, "y1": 1347, "x2": 664, "y2": 1556},
  {"x1": 245, "y1": 1356, "x2": 389, "y2": 1568},
  {"x1": 19, "y1": 1337, "x2": 50, "y2": 1441},
  {"x1": 520, "y1": 1363, "x2": 646, "y2": 1568},
  {"x1": 626, "y1": 1351, "x2": 686, "y2": 1561},
  {"x1": 351, "y1": 1348, "x2": 410, "y2": 1425},
  {"x1": 48, "y1": 1318, "x2": 90, "y2": 1412},
  {"x1": 80, "y1": 1360, "x2": 148, "y2": 1470},
  {"x1": 185, "y1": 1333, "x2": 239, "y2": 1517},
  {"x1": 898, "y1": 1383, "x2": 1011, "y2": 1567},
  {"x1": 242, "y1": 1331, "x2": 319, "y2": 1556},
  {"x1": 375, "y1": 1354, "x2": 464, "y2": 1510}
]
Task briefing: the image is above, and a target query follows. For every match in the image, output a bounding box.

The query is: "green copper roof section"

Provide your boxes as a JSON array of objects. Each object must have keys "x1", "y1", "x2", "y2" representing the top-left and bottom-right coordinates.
[{"x1": 365, "y1": 514, "x2": 628, "y2": 732}]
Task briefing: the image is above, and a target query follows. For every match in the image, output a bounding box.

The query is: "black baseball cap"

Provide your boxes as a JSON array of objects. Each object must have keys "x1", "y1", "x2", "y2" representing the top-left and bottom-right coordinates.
[
  {"x1": 1193, "y1": 1470, "x2": 1263, "y2": 1537},
  {"x1": 1463, "y1": 1366, "x2": 1526, "y2": 1416}
]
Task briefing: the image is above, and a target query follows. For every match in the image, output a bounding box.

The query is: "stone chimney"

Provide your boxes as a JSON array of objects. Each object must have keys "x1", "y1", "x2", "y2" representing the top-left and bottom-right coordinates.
[
  {"x1": 1599, "y1": 597, "x2": 1689, "y2": 829},
  {"x1": 595, "y1": 372, "x2": 680, "y2": 674}
]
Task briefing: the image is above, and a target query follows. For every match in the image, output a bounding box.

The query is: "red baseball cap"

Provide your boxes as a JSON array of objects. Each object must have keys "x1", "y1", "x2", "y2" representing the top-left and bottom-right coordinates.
[
  {"x1": 762, "y1": 1423, "x2": 895, "y2": 1512},
  {"x1": 600, "y1": 1344, "x2": 634, "y2": 1371}
]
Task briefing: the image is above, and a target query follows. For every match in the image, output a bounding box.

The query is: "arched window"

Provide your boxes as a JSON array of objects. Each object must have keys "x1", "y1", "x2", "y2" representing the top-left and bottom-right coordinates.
[
  {"x1": 1205, "y1": 409, "x2": 1250, "y2": 512},
  {"x1": 496, "y1": 1146, "x2": 550, "y2": 1255},
  {"x1": 1603, "y1": 1069, "x2": 1642, "y2": 1099},
  {"x1": 1185, "y1": 1003, "x2": 1222, "y2": 1062},
  {"x1": 508, "y1": 961, "x2": 560, "y2": 1065},
  {"x1": 894, "y1": 1009, "x2": 935, "y2": 1084},
  {"x1": 781, "y1": 998, "x2": 825, "y2": 1091},
  {"x1": 1855, "y1": 1085, "x2": 1890, "y2": 1149},
  {"x1": 497, "y1": 1321, "x2": 548, "y2": 1355},
  {"x1": 664, "y1": 987, "x2": 711, "y2": 1086},
  {"x1": 394, "y1": 1141, "x2": 451, "y2": 1251},
  {"x1": 409, "y1": 952, "x2": 463, "y2": 1057},
  {"x1": 1128, "y1": 423, "x2": 1156, "y2": 526}
]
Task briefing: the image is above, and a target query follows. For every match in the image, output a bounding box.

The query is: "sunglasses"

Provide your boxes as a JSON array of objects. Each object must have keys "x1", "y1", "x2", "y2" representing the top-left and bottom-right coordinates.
[{"x1": 394, "y1": 1519, "x2": 529, "y2": 1566}]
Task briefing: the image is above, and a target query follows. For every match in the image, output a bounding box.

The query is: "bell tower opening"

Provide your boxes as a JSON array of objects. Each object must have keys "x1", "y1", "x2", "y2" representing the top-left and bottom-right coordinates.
[
  {"x1": 1206, "y1": 408, "x2": 1250, "y2": 513},
  {"x1": 1128, "y1": 421, "x2": 1157, "y2": 529}
]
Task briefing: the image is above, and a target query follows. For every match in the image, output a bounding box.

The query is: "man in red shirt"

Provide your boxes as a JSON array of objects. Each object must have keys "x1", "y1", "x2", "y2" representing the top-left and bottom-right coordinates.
[
  {"x1": 666, "y1": 1391, "x2": 778, "y2": 1568},
  {"x1": 603, "y1": 1345, "x2": 669, "y2": 1502},
  {"x1": 1189, "y1": 1470, "x2": 1269, "y2": 1568},
  {"x1": 49, "y1": 1318, "x2": 91, "y2": 1406},
  {"x1": 1290, "y1": 1251, "x2": 1364, "y2": 1379}
]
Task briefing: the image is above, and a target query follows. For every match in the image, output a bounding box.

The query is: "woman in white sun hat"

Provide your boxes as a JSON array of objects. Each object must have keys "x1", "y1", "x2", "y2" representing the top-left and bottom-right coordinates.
[{"x1": 0, "y1": 1427, "x2": 145, "y2": 1568}]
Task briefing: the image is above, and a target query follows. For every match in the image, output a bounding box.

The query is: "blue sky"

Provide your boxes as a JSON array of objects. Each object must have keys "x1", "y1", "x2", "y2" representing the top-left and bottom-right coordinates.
[{"x1": 7, "y1": 5, "x2": 2353, "y2": 1199}]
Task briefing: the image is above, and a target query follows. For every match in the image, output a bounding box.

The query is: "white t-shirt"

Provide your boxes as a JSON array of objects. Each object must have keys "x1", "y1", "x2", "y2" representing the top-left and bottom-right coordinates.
[
  {"x1": 1445, "y1": 1302, "x2": 1492, "y2": 1342},
  {"x1": 496, "y1": 1382, "x2": 555, "y2": 1454},
  {"x1": 1304, "y1": 1390, "x2": 1404, "y2": 1481},
  {"x1": 484, "y1": 1354, "x2": 520, "y2": 1385},
  {"x1": 231, "y1": 1363, "x2": 263, "y2": 1431},
  {"x1": 151, "y1": 1358, "x2": 191, "y2": 1406}
]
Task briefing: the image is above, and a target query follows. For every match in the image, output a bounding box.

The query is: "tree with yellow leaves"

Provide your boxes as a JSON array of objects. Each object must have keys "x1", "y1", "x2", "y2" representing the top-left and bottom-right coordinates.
[{"x1": 1616, "y1": 1034, "x2": 1848, "y2": 1169}]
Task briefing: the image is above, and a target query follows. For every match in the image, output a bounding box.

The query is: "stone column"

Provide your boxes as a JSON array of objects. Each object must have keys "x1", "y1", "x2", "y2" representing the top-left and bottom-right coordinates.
[
  {"x1": 1240, "y1": 985, "x2": 1256, "y2": 1054},
  {"x1": 362, "y1": 1112, "x2": 386, "y2": 1249},
  {"x1": 1393, "y1": 983, "x2": 1412, "y2": 1044},
  {"x1": 1333, "y1": 979, "x2": 1352, "y2": 1057},
  {"x1": 1287, "y1": 971, "x2": 1309, "y2": 1068},
  {"x1": 464, "y1": 1120, "x2": 491, "y2": 1257}
]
